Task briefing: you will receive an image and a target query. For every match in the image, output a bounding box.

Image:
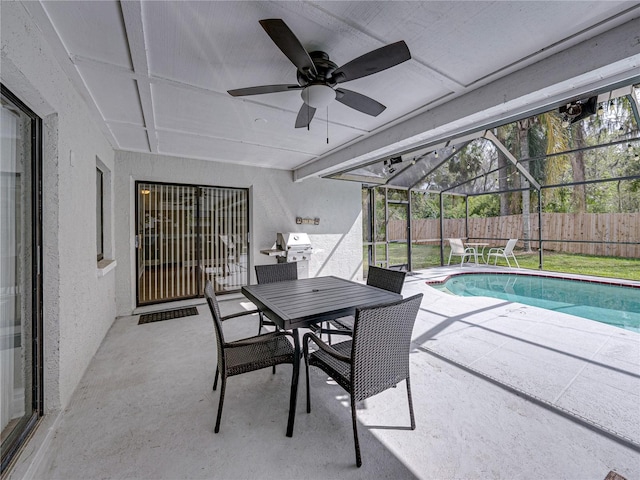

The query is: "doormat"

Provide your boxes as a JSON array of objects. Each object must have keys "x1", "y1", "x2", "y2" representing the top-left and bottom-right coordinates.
[
  {"x1": 138, "y1": 307, "x2": 199, "y2": 325},
  {"x1": 604, "y1": 472, "x2": 627, "y2": 480}
]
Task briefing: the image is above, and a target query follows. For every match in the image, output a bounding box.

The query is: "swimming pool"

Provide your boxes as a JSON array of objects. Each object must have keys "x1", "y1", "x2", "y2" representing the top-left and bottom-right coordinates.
[{"x1": 430, "y1": 273, "x2": 640, "y2": 333}]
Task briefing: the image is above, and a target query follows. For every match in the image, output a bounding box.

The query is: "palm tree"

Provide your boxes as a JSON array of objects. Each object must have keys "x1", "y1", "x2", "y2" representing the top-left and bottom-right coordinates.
[
  {"x1": 542, "y1": 112, "x2": 571, "y2": 210},
  {"x1": 516, "y1": 118, "x2": 535, "y2": 252},
  {"x1": 496, "y1": 127, "x2": 513, "y2": 216}
]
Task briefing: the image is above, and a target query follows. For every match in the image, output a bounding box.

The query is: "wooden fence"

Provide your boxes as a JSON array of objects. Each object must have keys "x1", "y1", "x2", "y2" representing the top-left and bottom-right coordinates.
[{"x1": 387, "y1": 213, "x2": 640, "y2": 258}]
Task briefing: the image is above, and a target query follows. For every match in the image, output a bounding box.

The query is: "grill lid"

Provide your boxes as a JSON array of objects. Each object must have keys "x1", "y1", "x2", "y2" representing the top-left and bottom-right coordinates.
[{"x1": 277, "y1": 232, "x2": 312, "y2": 250}]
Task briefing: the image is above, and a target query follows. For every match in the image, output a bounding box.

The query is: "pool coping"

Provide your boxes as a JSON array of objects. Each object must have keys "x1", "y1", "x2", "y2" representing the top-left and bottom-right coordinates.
[{"x1": 422, "y1": 266, "x2": 640, "y2": 289}]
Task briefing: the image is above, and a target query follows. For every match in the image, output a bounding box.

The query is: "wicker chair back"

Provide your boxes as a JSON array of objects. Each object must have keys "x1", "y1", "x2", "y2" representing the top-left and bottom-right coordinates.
[
  {"x1": 255, "y1": 262, "x2": 298, "y2": 284},
  {"x1": 350, "y1": 293, "x2": 422, "y2": 402},
  {"x1": 366, "y1": 266, "x2": 406, "y2": 294}
]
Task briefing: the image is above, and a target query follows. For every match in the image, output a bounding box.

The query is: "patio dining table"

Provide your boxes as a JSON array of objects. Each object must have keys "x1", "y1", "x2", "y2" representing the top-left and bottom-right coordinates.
[
  {"x1": 241, "y1": 275, "x2": 403, "y2": 437},
  {"x1": 464, "y1": 242, "x2": 490, "y2": 263}
]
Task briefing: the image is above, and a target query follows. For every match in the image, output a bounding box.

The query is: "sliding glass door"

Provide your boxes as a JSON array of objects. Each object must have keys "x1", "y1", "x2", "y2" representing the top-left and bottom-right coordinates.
[
  {"x1": 136, "y1": 183, "x2": 198, "y2": 304},
  {"x1": 198, "y1": 187, "x2": 248, "y2": 295},
  {"x1": 136, "y1": 182, "x2": 249, "y2": 305},
  {"x1": 1, "y1": 86, "x2": 43, "y2": 473}
]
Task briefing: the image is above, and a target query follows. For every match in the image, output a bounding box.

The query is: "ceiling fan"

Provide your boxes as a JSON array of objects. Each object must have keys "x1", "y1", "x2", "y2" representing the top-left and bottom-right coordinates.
[{"x1": 227, "y1": 19, "x2": 411, "y2": 128}]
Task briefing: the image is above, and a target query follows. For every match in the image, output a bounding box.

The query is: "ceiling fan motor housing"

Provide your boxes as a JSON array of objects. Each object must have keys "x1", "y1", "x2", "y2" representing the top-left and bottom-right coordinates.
[
  {"x1": 298, "y1": 51, "x2": 340, "y2": 108},
  {"x1": 296, "y1": 51, "x2": 338, "y2": 87}
]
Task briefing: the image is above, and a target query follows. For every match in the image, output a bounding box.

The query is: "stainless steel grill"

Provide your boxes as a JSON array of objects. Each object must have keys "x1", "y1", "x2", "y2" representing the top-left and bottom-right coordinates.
[
  {"x1": 260, "y1": 232, "x2": 313, "y2": 278},
  {"x1": 275, "y1": 233, "x2": 312, "y2": 262}
]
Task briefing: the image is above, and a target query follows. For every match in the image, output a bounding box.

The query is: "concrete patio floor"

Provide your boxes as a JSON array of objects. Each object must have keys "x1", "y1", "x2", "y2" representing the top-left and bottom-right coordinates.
[{"x1": 8, "y1": 267, "x2": 640, "y2": 480}]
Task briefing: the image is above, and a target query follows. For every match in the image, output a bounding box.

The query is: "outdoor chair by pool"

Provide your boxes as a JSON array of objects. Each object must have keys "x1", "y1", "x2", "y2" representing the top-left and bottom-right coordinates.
[
  {"x1": 204, "y1": 280, "x2": 296, "y2": 433},
  {"x1": 321, "y1": 266, "x2": 407, "y2": 341},
  {"x1": 254, "y1": 262, "x2": 298, "y2": 334},
  {"x1": 447, "y1": 238, "x2": 475, "y2": 266},
  {"x1": 303, "y1": 293, "x2": 423, "y2": 467},
  {"x1": 486, "y1": 238, "x2": 520, "y2": 268}
]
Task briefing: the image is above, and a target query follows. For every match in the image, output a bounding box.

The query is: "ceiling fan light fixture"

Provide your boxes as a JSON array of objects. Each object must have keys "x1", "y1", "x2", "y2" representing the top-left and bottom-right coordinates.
[{"x1": 301, "y1": 84, "x2": 336, "y2": 108}]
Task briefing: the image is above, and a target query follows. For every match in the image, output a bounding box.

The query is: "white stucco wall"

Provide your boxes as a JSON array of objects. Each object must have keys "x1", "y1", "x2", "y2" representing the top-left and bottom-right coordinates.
[
  {"x1": 114, "y1": 151, "x2": 363, "y2": 315},
  {"x1": 1, "y1": 3, "x2": 117, "y2": 411}
]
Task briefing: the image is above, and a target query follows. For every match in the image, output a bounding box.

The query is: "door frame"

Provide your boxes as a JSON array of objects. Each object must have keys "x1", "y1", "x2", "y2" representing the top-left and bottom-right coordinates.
[
  {"x1": 364, "y1": 185, "x2": 412, "y2": 273},
  {"x1": 0, "y1": 84, "x2": 44, "y2": 474},
  {"x1": 134, "y1": 180, "x2": 250, "y2": 307},
  {"x1": 387, "y1": 198, "x2": 411, "y2": 270}
]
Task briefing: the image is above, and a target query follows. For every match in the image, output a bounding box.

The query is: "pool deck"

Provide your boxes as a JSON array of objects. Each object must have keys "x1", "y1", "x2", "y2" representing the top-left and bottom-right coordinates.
[
  {"x1": 405, "y1": 266, "x2": 639, "y2": 446},
  {"x1": 9, "y1": 266, "x2": 640, "y2": 479}
]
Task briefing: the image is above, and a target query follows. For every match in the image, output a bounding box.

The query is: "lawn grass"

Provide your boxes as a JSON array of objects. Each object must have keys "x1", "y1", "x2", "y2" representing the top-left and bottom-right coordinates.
[
  {"x1": 365, "y1": 243, "x2": 640, "y2": 281},
  {"x1": 514, "y1": 251, "x2": 640, "y2": 281}
]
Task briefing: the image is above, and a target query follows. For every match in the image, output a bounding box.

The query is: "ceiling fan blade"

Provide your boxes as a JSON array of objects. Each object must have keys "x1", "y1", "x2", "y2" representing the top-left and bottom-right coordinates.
[
  {"x1": 335, "y1": 88, "x2": 386, "y2": 116},
  {"x1": 332, "y1": 41, "x2": 411, "y2": 83},
  {"x1": 227, "y1": 84, "x2": 302, "y2": 97},
  {"x1": 259, "y1": 19, "x2": 317, "y2": 77},
  {"x1": 295, "y1": 103, "x2": 316, "y2": 128}
]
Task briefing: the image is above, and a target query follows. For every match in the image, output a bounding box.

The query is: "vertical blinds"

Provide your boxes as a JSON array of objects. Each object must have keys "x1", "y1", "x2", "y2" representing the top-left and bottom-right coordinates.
[{"x1": 137, "y1": 183, "x2": 248, "y2": 305}]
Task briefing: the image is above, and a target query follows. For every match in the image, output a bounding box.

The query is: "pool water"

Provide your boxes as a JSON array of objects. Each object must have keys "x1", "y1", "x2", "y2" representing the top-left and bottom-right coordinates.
[{"x1": 433, "y1": 274, "x2": 640, "y2": 333}]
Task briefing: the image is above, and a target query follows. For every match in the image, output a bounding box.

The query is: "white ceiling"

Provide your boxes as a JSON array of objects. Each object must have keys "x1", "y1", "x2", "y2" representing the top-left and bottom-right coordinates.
[{"x1": 28, "y1": 1, "x2": 640, "y2": 175}]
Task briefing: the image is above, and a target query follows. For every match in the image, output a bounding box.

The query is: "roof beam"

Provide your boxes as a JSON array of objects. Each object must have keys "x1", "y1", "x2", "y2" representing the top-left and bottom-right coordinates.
[
  {"x1": 408, "y1": 142, "x2": 468, "y2": 191},
  {"x1": 20, "y1": 1, "x2": 118, "y2": 147},
  {"x1": 483, "y1": 130, "x2": 540, "y2": 190},
  {"x1": 294, "y1": 17, "x2": 640, "y2": 182},
  {"x1": 121, "y1": 1, "x2": 158, "y2": 153}
]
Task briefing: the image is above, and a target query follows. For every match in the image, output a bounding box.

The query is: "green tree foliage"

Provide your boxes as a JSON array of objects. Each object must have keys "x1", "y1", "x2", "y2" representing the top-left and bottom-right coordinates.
[
  {"x1": 468, "y1": 194, "x2": 500, "y2": 217},
  {"x1": 366, "y1": 88, "x2": 639, "y2": 249},
  {"x1": 411, "y1": 191, "x2": 440, "y2": 219}
]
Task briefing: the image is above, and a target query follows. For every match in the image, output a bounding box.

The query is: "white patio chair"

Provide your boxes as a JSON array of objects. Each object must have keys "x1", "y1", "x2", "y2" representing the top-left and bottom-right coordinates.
[
  {"x1": 447, "y1": 238, "x2": 475, "y2": 266},
  {"x1": 486, "y1": 239, "x2": 520, "y2": 268}
]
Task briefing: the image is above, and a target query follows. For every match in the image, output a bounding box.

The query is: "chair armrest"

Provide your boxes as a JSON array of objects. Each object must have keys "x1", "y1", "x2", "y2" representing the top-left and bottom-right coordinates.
[
  {"x1": 320, "y1": 326, "x2": 352, "y2": 336},
  {"x1": 226, "y1": 330, "x2": 293, "y2": 348},
  {"x1": 221, "y1": 309, "x2": 260, "y2": 321},
  {"x1": 303, "y1": 332, "x2": 351, "y2": 363},
  {"x1": 308, "y1": 320, "x2": 353, "y2": 337},
  {"x1": 487, "y1": 247, "x2": 504, "y2": 255}
]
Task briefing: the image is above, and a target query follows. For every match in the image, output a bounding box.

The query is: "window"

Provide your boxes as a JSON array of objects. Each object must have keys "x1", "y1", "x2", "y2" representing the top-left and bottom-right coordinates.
[
  {"x1": 95, "y1": 158, "x2": 115, "y2": 276},
  {"x1": 96, "y1": 167, "x2": 104, "y2": 262}
]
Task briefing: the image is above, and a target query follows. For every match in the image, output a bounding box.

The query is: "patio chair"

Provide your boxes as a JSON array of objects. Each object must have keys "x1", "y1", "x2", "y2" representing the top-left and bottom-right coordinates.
[
  {"x1": 322, "y1": 266, "x2": 407, "y2": 340},
  {"x1": 303, "y1": 293, "x2": 423, "y2": 467},
  {"x1": 447, "y1": 238, "x2": 475, "y2": 266},
  {"x1": 254, "y1": 262, "x2": 298, "y2": 334},
  {"x1": 204, "y1": 280, "x2": 296, "y2": 433},
  {"x1": 486, "y1": 238, "x2": 520, "y2": 268}
]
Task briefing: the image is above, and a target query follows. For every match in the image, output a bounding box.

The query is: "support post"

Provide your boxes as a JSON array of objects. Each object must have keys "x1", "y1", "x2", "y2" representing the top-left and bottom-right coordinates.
[
  {"x1": 439, "y1": 193, "x2": 445, "y2": 266},
  {"x1": 407, "y1": 190, "x2": 412, "y2": 271},
  {"x1": 538, "y1": 189, "x2": 543, "y2": 270},
  {"x1": 465, "y1": 196, "x2": 469, "y2": 241}
]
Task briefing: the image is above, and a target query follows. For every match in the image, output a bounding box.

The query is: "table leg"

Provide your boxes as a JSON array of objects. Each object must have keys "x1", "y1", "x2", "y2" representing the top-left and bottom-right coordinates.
[{"x1": 286, "y1": 328, "x2": 300, "y2": 437}]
